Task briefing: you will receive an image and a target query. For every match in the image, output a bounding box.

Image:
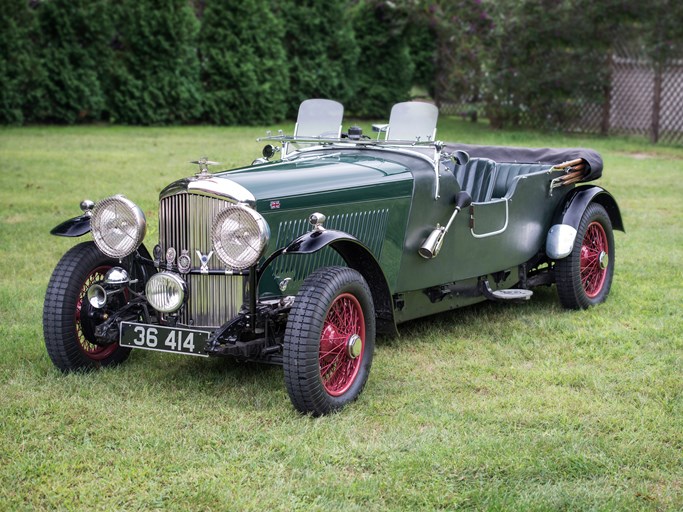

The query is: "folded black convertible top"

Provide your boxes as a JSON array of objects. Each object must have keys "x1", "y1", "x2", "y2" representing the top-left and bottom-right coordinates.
[{"x1": 444, "y1": 143, "x2": 603, "y2": 182}]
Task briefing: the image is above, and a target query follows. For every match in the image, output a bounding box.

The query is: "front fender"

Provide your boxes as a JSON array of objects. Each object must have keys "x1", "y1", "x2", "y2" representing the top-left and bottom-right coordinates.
[
  {"x1": 283, "y1": 228, "x2": 359, "y2": 254},
  {"x1": 50, "y1": 214, "x2": 91, "y2": 237},
  {"x1": 546, "y1": 186, "x2": 624, "y2": 259},
  {"x1": 264, "y1": 229, "x2": 397, "y2": 336}
]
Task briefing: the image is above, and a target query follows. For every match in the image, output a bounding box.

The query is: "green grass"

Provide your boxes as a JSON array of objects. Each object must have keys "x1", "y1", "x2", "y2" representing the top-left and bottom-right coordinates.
[{"x1": 1, "y1": 119, "x2": 681, "y2": 511}]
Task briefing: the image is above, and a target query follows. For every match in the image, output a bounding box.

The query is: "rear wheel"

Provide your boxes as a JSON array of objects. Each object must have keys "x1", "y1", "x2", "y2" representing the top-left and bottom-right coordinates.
[
  {"x1": 283, "y1": 267, "x2": 375, "y2": 415},
  {"x1": 43, "y1": 242, "x2": 132, "y2": 371},
  {"x1": 556, "y1": 203, "x2": 615, "y2": 309}
]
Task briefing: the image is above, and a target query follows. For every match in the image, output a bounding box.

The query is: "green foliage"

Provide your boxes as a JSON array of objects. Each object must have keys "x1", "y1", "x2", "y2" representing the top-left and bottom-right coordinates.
[
  {"x1": 2, "y1": 0, "x2": 679, "y2": 128},
  {"x1": 105, "y1": 0, "x2": 202, "y2": 124},
  {"x1": 637, "y1": 0, "x2": 683, "y2": 62},
  {"x1": 200, "y1": 0, "x2": 289, "y2": 125},
  {"x1": 347, "y1": 1, "x2": 415, "y2": 118},
  {"x1": 405, "y1": 15, "x2": 437, "y2": 98},
  {"x1": 465, "y1": 0, "x2": 641, "y2": 129},
  {"x1": 419, "y1": 1, "x2": 493, "y2": 107},
  {"x1": 0, "y1": 0, "x2": 43, "y2": 124},
  {"x1": 280, "y1": 0, "x2": 359, "y2": 118},
  {"x1": 32, "y1": 0, "x2": 112, "y2": 123}
]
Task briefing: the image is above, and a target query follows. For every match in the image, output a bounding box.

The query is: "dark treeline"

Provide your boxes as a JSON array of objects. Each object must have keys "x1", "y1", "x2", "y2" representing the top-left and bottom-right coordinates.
[{"x1": 1, "y1": 0, "x2": 680, "y2": 126}]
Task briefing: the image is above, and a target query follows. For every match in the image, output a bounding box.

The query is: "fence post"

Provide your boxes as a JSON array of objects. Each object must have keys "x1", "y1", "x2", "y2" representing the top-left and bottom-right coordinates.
[
  {"x1": 601, "y1": 52, "x2": 612, "y2": 136},
  {"x1": 651, "y1": 60, "x2": 662, "y2": 144}
]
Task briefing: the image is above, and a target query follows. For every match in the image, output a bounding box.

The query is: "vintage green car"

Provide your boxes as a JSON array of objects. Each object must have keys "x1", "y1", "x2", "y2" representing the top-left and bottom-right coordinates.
[{"x1": 44, "y1": 99, "x2": 624, "y2": 415}]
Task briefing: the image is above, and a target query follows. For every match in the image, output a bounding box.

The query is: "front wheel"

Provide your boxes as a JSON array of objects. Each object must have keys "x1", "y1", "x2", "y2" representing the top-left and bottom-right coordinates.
[
  {"x1": 43, "y1": 241, "x2": 132, "y2": 371},
  {"x1": 555, "y1": 203, "x2": 615, "y2": 309},
  {"x1": 283, "y1": 267, "x2": 376, "y2": 415}
]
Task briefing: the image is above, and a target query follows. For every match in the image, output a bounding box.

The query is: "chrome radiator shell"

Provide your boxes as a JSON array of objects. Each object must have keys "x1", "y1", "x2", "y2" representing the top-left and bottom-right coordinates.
[{"x1": 159, "y1": 192, "x2": 244, "y2": 328}]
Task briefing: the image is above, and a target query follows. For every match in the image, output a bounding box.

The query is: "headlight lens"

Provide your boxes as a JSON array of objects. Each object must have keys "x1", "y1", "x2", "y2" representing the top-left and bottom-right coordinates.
[
  {"x1": 211, "y1": 206, "x2": 270, "y2": 270},
  {"x1": 145, "y1": 272, "x2": 186, "y2": 313},
  {"x1": 91, "y1": 195, "x2": 146, "y2": 258}
]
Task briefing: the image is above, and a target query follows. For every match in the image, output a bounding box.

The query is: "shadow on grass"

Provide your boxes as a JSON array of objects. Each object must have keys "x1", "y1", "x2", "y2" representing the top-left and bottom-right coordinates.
[
  {"x1": 116, "y1": 350, "x2": 287, "y2": 411},
  {"x1": 383, "y1": 285, "x2": 561, "y2": 348}
]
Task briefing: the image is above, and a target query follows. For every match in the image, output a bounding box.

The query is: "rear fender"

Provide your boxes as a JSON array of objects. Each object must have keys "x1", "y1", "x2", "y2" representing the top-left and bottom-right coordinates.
[
  {"x1": 546, "y1": 186, "x2": 624, "y2": 259},
  {"x1": 268, "y1": 229, "x2": 397, "y2": 335}
]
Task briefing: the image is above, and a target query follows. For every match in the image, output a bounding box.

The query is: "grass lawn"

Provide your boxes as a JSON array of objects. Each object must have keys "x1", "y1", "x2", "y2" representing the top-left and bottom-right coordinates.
[{"x1": 0, "y1": 119, "x2": 681, "y2": 511}]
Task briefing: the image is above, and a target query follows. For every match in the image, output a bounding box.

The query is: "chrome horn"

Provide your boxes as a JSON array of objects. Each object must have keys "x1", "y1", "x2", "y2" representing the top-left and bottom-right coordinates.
[
  {"x1": 86, "y1": 267, "x2": 130, "y2": 309},
  {"x1": 87, "y1": 284, "x2": 108, "y2": 309},
  {"x1": 419, "y1": 191, "x2": 472, "y2": 259}
]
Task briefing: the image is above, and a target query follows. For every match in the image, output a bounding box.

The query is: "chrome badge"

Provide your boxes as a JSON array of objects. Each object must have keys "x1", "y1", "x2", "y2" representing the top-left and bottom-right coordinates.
[
  {"x1": 177, "y1": 250, "x2": 192, "y2": 273},
  {"x1": 196, "y1": 250, "x2": 214, "y2": 274},
  {"x1": 165, "y1": 247, "x2": 177, "y2": 268}
]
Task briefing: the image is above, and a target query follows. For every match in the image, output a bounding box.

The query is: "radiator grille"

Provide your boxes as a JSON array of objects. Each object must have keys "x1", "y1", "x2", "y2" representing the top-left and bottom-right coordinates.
[{"x1": 159, "y1": 193, "x2": 244, "y2": 328}]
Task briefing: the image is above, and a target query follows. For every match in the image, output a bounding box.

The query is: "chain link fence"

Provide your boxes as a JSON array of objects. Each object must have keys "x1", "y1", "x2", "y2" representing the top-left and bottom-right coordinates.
[{"x1": 439, "y1": 45, "x2": 683, "y2": 145}]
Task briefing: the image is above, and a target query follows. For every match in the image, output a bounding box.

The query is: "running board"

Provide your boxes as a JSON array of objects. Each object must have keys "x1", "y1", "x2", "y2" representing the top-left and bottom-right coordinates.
[{"x1": 479, "y1": 280, "x2": 533, "y2": 302}]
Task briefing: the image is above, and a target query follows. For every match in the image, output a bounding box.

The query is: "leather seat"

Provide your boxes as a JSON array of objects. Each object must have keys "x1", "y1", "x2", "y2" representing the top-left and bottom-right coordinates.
[
  {"x1": 492, "y1": 163, "x2": 547, "y2": 198},
  {"x1": 452, "y1": 158, "x2": 497, "y2": 203}
]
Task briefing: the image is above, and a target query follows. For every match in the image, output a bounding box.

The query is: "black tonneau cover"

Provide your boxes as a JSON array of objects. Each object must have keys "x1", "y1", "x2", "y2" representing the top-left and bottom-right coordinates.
[{"x1": 444, "y1": 143, "x2": 603, "y2": 182}]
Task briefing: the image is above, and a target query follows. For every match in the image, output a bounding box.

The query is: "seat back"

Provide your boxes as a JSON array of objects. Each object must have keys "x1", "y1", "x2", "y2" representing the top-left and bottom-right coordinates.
[
  {"x1": 453, "y1": 158, "x2": 497, "y2": 203},
  {"x1": 294, "y1": 99, "x2": 344, "y2": 138},
  {"x1": 386, "y1": 102, "x2": 438, "y2": 142},
  {"x1": 492, "y1": 163, "x2": 548, "y2": 198}
]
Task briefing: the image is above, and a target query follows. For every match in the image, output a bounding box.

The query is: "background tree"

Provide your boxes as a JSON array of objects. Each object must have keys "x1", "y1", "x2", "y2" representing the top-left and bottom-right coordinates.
[
  {"x1": 199, "y1": 0, "x2": 289, "y2": 125},
  {"x1": 32, "y1": 0, "x2": 111, "y2": 123},
  {"x1": 105, "y1": 0, "x2": 202, "y2": 124},
  {"x1": 480, "y1": 0, "x2": 639, "y2": 129},
  {"x1": 280, "y1": 0, "x2": 359, "y2": 118},
  {"x1": 347, "y1": 0, "x2": 415, "y2": 118},
  {"x1": 404, "y1": 13, "x2": 437, "y2": 99},
  {"x1": 0, "y1": 0, "x2": 45, "y2": 124},
  {"x1": 418, "y1": 1, "x2": 493, "y2": 114}
]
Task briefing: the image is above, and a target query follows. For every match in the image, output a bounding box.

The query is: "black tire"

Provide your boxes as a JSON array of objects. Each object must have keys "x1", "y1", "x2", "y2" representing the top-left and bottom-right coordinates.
[
  {"x1": 556, "y1": 203, "x2": 615, "y2": 309},
  {"x1": 43, "y1": 241, "x2": 132, "y2": 371},
  {"x1": 283, "y1": 267, "x2": 376, "y2": 415}
]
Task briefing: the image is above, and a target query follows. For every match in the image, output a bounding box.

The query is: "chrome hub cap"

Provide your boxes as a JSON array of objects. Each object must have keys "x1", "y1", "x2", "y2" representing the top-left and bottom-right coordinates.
[
  {"x1": 599, "y1": 251, "x2": 609, "y2": 270},
  {"x1": 346, "y1": 334, "x2": 362, "y2": 359}
]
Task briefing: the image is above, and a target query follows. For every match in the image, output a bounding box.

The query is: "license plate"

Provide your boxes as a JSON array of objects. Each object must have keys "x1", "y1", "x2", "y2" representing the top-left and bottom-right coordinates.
[{"x1": 120, "y1": 322, "x2": 211, "y2": 357}]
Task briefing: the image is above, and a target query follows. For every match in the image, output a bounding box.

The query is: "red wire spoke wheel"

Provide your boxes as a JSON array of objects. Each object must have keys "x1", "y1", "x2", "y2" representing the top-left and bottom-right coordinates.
[
  {"x1": 284, "y1": 267, "x2": 375, "y2": 415},
  {"x1": 44, "y1": 242, "x2": 132, "y2": 371},
  {"x1": 556, "y1": 203, "x2": 615, "y2": 309},
  {"x1": 318, "y1": 293, "x2": 366, "y2": 397},
  {"x1": 580, "y1": 222, "x2": 609, "y2": 298},
  {"x1": 74, "y1": 265, "x2": 119, "y2": 360}
]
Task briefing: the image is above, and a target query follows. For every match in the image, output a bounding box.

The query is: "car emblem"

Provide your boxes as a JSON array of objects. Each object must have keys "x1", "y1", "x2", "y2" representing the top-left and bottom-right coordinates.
[
  {"x1": 177, "y1": 250, "x2": 192, "y2": 273},
  {"x1": 270, "y1": 200, "x2": 281, "y2": 209},
  {"x1": 165, "y1": 247, "x2": 176, "y2": 268},
  {"x1": 196, "y1": 250, "x2": 213, "y2": 274}
]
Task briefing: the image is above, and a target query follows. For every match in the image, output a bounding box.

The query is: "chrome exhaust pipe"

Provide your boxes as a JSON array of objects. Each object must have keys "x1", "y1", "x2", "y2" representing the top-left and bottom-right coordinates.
[
  {"x1": 418, "y1": 191, "x2": 472, "y2": 259},
  {"x1": 418, "y1": 227, "x2": 446, "y2": 259}
]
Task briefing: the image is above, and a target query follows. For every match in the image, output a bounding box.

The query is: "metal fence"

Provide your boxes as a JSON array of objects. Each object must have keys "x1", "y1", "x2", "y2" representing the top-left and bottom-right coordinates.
[{"x1": 440, "y1": 45, "x2": 683, "y2": 145}]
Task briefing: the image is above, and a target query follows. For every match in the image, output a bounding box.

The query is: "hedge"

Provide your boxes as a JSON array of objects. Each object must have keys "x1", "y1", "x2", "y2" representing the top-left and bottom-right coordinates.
[{"x1": 2, "y1": 0, "x2": 677, "y2": 128}]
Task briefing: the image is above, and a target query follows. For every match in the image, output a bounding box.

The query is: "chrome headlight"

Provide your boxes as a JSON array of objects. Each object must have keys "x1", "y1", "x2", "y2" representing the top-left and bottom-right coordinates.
[
  {"x1": 145, "y1": 272, "x2": 187, "y2": 313},
  {"x1": 211, "y1": 206, "x2": 270, "y2": 270},
  {"x1": 91, "y1": 195, "x2": 146, "y2": 258}
]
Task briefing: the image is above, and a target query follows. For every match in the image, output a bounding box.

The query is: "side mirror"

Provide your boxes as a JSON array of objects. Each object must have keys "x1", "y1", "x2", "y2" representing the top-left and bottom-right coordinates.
[
  {"x1": 262, "y1": 144, "x2": 280, "y2": 159},
  {"x1": 451, "y1": 150, "x2": 470, "y2": 166}
]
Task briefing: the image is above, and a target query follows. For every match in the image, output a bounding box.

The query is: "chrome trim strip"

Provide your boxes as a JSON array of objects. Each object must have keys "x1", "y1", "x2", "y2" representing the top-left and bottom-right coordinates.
[
  {"x1": 470, "y1": 199, "x2": 509, "y2": 239},
  {"x1": 160, "y1": 177, "x2": 256, "y2": 207}
]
